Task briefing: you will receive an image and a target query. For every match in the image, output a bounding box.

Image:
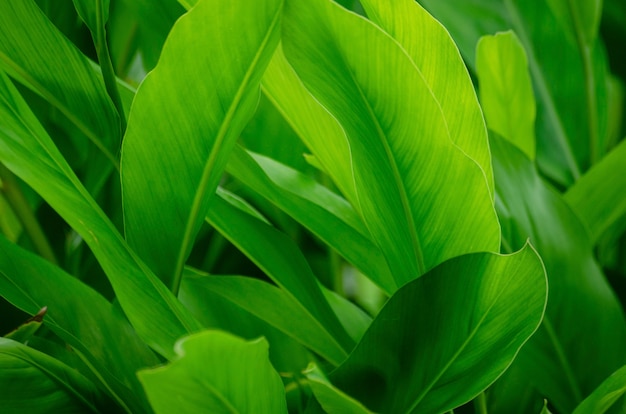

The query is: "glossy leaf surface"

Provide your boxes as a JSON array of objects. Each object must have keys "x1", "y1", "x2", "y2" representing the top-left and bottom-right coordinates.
[
  {"x1": 331, "y1": 245, "x2": 547, "y2": 413},
  {"x1": 122, "y1": 0, "x2": 282, "y2": 292},
  {"x1": 138, "y1": 330, "x2": 288, "y2": 414},
  {"x1": 283, "y1": 0, "x2": 499, "y2": 285}
]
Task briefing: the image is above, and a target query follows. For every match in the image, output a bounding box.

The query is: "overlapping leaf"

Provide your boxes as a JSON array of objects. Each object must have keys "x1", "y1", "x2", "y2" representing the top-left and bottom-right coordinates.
[
  {"x1": 122, "y1": 0, "x2": 283, "y2": 293},
  {"x1": 330, "y1": 245, "x2": 547, "y2": 413},
  {"x1": 0, "y1": 69, "x2": 202, "y2": 360},
  {"x1": 282, "y1": 0, "x2": 499, "y2": 285}
]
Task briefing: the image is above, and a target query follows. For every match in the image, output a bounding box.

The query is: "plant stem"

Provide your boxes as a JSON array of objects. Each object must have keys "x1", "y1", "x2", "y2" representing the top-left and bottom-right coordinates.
[
  {"x1": 474, "y1": 392, "x2": 488, "y2": 414},
  {"x1": 0, "y1": 163, "x2": 58, "y2": 265},
  {"x1": 94, "y1": 0, "x2": 127, "y2": 133}
]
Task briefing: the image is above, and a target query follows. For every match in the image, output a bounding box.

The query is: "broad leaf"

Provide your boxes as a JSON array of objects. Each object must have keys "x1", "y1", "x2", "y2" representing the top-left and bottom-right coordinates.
[
  {"x1": 360, "y1": 0, "x2": 494, "y2": 194},
  {"x1": 122, "y1": 0, "x2": 283, "y2": 293},
  {"x1": 0, "y1": 235, "x2": 159, "y2": 413},
  {"x1": 0, "y1": 69, "x2": 202, "y2": 360},
  {"x1": 0, "y1": 0, "x2": 120, "y2": 166},
  {"x1": 564, "y1": 138, "x2": 626, "y2": 243},
  {"x1": 476, "y1": 31, "x2": 536, "y2": 160},
  {"x1": 330, "y1": 245, "x2": 547, "y2": 414},
  {"x1": 138, "y1": 330, "x2": 288, "y2": 414},
  {"x1": 226, "y1": 146, "x2": 395, "y2": 293},
  {"x1": 0, "y1": 338, "x2": 114, "y2": 413},
  {"x1": 572, "y1": 365, "x2": 626, "y2": 414},
  {"x1": 491, "y1": 134, "x2": 626, "y2": 413},
  {"x1": 282, "y1": 0, "x2": 500, "y2": 285},
  {"x1": 206, "y1": 191, "x2": 354, "y2": 356}
]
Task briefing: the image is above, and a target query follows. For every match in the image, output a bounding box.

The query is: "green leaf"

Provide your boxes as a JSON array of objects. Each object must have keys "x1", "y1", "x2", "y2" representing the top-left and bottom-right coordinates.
[
  {"x1": 545, "y1": 0, "x2": 602, "y2": 45},
  {"x1": 180, "y1": 272, "x2": 347, "y2": 365},
  {"x1": 206, "y1": 191, "x2": 354, "y2": 357},
  {"x1": 420, "y1": 0, "x2": 611, "y2": 184},
  {"x1": 226, "y1": 146, "x2": 395, "y2": 293},
  {"x1": 121, "y1": 0, "x2": 283, "y2": 293},
  {"x1": 72, "y1": 0, "x2": 111, "y2": 33},
  {"x1": 476, "y1": 31, "x2": 536, "y2": 160},
  {"x1": 0, "y1": 235, "x2": 159, "y2": 413},
  {"x1": 282, "y1": 0, "x2": 500, "y2": 285},
  {"x1": 0, "y1": 338, "x2": 114, "y2": 413},
  {"x1": 0, "y1": 69, "x2": 202, "y2": 360},
  {"x1": 491, "y1": 134, "x2": 626, "y2": 412},
  {"x1": 330, "y1": 245, "x2": 547, "y2": 414},
  {"x1": 0, "y1": 0, "x2": 120, "y2": 167},
  {"x1": 360, "y1": 0, "x2": 494, "y2": 195},
  {"x1": 4, "y1": 307, "x2": 46, "y2": 344},
  {"x1": 305, "y1": 364, "x2": 374, "y2": 414},
  {"x1": 138, "y1": 330, "x2": 288, "y2": 414},
  {"x1": 564, "y1": 138, "x2": 626, "y2": 243},
  {"x1": 540, "y1": 400, "x2": 554, "y2": 414},
  {"x1": 262, "y1": 43, "x2": 358, "y2": 208},
  {"x1": 572, "y1": 365, "x2": 626, "y2": 414}
]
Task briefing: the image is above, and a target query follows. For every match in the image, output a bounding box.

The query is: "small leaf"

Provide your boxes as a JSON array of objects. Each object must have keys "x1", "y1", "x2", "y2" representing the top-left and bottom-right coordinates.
[
  {"x1": 572, "y1": 365, "x2": 626, "y2": 414},
  {"x1": 138, "y1": 330, "x2": 288, "y2": 414},
  {"x1": 306, "y1": 364, "x2": 374, "y2": 414},
  {"x1": 4, "y1": 307, "x2": 47, "y2": 343}
]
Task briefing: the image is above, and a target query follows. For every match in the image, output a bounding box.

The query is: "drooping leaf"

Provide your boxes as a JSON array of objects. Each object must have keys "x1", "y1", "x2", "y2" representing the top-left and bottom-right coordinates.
[
  {"x1": 564, "y1": 138, "x2": 626, "y2": 243},
  {"x1": 282, "y1": 0, "x2": 500, "y2": 286},
  {"x1": 0, "y1": 337, "x2": 114, "y2": 413},
  {"x1": 122, "y1": 0, "x2": 283, "y2": 293},
  {"x1": 330, "y1": 245, "x2": 547, "y2": 414},
  {"x1": 138, "y1": 330, "x2": 288, "y2": 414},
  {"x1": 360, "y1": 0, "x2": 494, "y2": 194},
  {"x1": 572, "y1": 365, "x2": 626, "y2": 414},
  {"x1": 0, "y1": 0, "x2": 120, "y2": 166},
  {"x1": 0, "y1": 69, "x2": 202, "y2": 360},
  {"x1": 226, "y1": 145, "x2": 395, "y2": 293},
  {"x1": 206, "y1": 190, "x2": 354, "y2": 356},
  {"x1": 476, "y1": 31, "x2": 536, "y2": 160},
  {"x1": 0, "y1": 235, "x2": 159, "y2": 413},
  {"x1": 420, "y1": 0, "x2": 611, "y2": 185},
  {"x1": 491, "y1": 134, "x2": 626, "y2": 413}
]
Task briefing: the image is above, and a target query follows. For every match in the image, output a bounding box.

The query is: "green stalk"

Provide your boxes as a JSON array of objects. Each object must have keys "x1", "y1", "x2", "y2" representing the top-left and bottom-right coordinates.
[
  {"x1": 0, "y1": 163, "x2": 58, "y2": 265},
  {"x1": 473, "y1": 392, "x2": 488, "y2": 414},
  {"x1": 94, "y1": 0, "x2": 127, "y2": 133}
]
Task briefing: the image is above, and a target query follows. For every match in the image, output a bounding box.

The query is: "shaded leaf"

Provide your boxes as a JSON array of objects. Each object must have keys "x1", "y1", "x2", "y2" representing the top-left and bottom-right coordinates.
[
  {"x1": 282, "y1": 0, "x2": 499, "y2": 285},
  {"x1": 122, "y1": 0, "x2": 283, "y2": 293},
  {"x1": 476, "y1": 31, "x2": 536, "y2": 160},
  {"x1": 4, "y1": 307, "x2": 46, "y2": 344},
  {"x1": 138, "y1": 330, "x2": 288, "y2": 414},
  {"x1": 330, "y1": 245, "x2": 547, "y2": 414},
  {"x1": 72, "y1": 0, "x2": 110, "y2": 34},
  {"x1": 306, "y1": 364, "x2": 374, "y2": 414}
]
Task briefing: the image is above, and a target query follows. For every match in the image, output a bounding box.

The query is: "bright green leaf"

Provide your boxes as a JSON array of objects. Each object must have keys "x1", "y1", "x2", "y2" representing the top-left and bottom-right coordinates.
[
  {"x1": 138, "y1": 330, "x2": 288, "y2": 414},
  {"x1": 282, "y1": 0, "x2": 500, "y2": 285},
  {"x1": 572, "y1": 365, "x2": 626, "y2": 414},
  {"x1": 0, "y1": 69, "x2": 202, "y2": 360},
  {"x1": 476, "y1": 31, "x2": 537, "y2": 160},
  {"x1": 330, "y1": 245, "x2": 547, "y2": 414},
  {"x1": 122, "y1": 0, "x2": 283, "y2": 293},
  {"x1": 306, "y1": 364, "x2": 374, "y2": 414},
  {"x1": 564, "y1": 138, "x2": 626, "y2": 243},
  {"x1": 360, "y1": 0, "x2": 494, "y2": 195},
  {"x1": 0, "y1": 337, "x2": 114, "y2": 413}
]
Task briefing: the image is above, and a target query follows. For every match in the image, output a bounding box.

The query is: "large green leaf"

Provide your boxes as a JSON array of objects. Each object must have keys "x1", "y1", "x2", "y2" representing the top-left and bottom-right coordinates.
[
  {"x1": 419, "y1": 0, "x2": 611, "y2": 185},
  {"x1": 226, "y1": 145, "x2": 395, "y2": 293},
  {"x1": 360, "y1": 0, "x2": 494, "y2": 195},
  {"x1": 0, "y1": 0, "x2": 120, "y2": 166},
  {"x1": 121, "y1": 0, "x2": 283, "y2": 293},
  {"x1": 329, "y1": 245, "x2": 547, "y2": 414},
  {"x1": 206, "y1": 191, "x2": 354, "y2": 356},
  {"x1": 572, "y1": 365, "x2": 626, "y2": 414},
  {"x1": 0, "y1": 69, "x2": 202, "y2": 360},
  {"x1": 564, "y1": 138, "x2": 626, "y2": 243},
  {"x1": 491, "y1": 134, "x2": 626, "y2": 412},
  {"x1": 0, "y1": 338, "x2": 114, "y2": 413},
  {"x1": 476, "y1": 31, "x2": 536, "y2": 160},
  {"x1": 138, "y1": 330, "x2": 288, "y2": 414},
  {"x1": 0, "y1": 235, "x2": 159, "y2": 413},
  {"x1": 282, "y1": 0, "x2": 499, "y2": 286}
]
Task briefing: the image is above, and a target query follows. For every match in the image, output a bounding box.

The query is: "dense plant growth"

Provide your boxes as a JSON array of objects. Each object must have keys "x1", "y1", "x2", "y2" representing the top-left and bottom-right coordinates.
[{"x1": 0, "y1": 0, "x2": 625, "y2": 412}]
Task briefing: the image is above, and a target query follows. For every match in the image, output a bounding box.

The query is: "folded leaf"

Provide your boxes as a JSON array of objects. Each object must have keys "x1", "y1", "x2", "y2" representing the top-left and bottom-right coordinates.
[
  {"x1": 138, "y1": 330, "x2": 288, "y2": 414},
  {"x1": 282, "y1": 0, "x2": 500, "y2": 285},
  {"x1": 476, "y1": 31, "x2": 536, "y2": 160},
  {"x1": 122, "y1": 0, "x2": 283, "y2": 293},
  {"x1": 330, "y1": 245, "x2": 547, "y2": 413}
]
